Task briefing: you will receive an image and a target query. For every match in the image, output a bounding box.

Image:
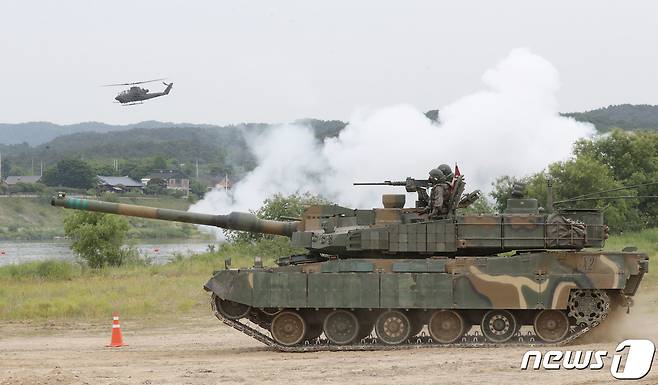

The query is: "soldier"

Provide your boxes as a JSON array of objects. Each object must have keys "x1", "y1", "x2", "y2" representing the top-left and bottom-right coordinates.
[
  {"x1": 438, "y1": 164, "x2": 454, "y2": 184},
  {"x1": 425, "y1": 169, "x2": 451, "y2": 217},
  {"x1": 415, "y1": 184, "x2": 430, "y2": 208},
  {"x1": 415, "y1": 166, "x2": 452, "y2": 210}
]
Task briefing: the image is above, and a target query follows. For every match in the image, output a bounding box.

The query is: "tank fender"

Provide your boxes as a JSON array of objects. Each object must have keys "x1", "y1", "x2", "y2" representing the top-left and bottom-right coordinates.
[
  {"x1": 203, "y1": 275, "x2": 226, "y2": 296},
  {"x1": 204, "y1": 270, "x2": 253, "y2": 305}
]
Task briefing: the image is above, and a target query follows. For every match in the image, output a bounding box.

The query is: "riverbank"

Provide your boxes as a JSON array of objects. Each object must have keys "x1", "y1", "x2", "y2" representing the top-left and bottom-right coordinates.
[{"x1": 0, "y1": 195, "x2": 210, "y2": 240}]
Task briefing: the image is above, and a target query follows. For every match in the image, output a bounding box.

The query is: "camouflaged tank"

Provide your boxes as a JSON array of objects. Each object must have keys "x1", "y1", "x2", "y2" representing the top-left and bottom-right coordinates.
[{"x1": 51, "y1": 175, "x2": 649, "y2": 351}]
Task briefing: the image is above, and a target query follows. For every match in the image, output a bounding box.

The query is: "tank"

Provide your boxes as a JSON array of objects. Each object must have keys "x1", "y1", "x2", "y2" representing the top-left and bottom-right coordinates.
[{"x1": 51, "y1": 175, "x2": 649, "y2": 351}]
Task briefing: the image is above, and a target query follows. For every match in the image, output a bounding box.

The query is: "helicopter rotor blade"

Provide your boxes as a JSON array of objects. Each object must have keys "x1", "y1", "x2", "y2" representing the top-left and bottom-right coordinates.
[{"x1": 101, "y1": 78, "x2": 167, "y2": 87}]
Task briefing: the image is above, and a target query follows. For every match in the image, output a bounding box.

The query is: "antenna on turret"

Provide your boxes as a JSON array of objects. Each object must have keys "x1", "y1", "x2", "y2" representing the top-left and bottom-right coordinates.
[
  {"x1": 554, "y1": 181, "x2": 658, "y2": 206},
  {"x1": 546, "y1": 176, "x2": 554, "y2": 213}
]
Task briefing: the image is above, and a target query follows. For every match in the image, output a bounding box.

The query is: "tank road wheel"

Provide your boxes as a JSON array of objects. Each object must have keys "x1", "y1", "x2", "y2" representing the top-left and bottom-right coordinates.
[
  {"x1": 480, "y1": 310, "x2": 517, "y2": 343},
  {"x1": 428, "y1": 310, "x2": 465, "y2": 344},
  {"x1": 567, "y1": 289, "x2": 610, "y2": 327},
  {"x1": 375, "y1": 310, "x2": 411, "y2": 345},
  {"x1": 534, "y1": 310, "x2": 570, "y2": 343},
  {"x1": 271, "y1": 311, "x2": 307, "y2": 346},
  {"x1": 323, "y1": 310, "x2": 360, "y2": 345},
  {"x1": 215, "y1": 297, "x2": 251, "y2": 320}
]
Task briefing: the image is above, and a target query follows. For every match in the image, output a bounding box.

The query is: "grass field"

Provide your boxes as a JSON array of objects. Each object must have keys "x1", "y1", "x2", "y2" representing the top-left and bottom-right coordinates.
[
  {"x1": 0, "y1": 237, "x2": 296, "y2": 321},
  {"x1": 0, "y1": 230, "x2": 655, "y2": 322},
  {"x1": 604, "y1": 227, "x2": 658, "y2": 255}
]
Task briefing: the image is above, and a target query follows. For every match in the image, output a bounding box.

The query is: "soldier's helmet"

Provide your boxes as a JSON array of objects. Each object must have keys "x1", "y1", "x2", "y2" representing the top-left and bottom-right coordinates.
[
  {"x1": 438, "y1": 164, "x2": 454, "y2": 180},
  {"x1": 511, "y1": 181, "x2": 527, "y2": 198},
  {"x1": 429, "y1": 168, "x2": 446, "y2": 183}
]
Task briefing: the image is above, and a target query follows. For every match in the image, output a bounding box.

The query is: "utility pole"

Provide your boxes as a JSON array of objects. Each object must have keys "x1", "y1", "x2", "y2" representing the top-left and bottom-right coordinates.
[
  {"x1": 195, "y1": 160, "x2": 199, "y2": 178},
  {"x1": 40, "y1": 161, "x2": 43, "y2": 177},
  {"x1": 0, "y1": 150, "x2": 2, "y2": 182}
]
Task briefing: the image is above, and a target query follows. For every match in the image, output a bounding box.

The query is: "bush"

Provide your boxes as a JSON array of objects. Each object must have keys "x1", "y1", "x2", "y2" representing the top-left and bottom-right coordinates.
[
  {"x1": 145, "y1": 178, "x2": 167, "y2": 195},
  {"x1": 100, "y1": 192, "x2": 119, "y2": 202},
  {"x1": 64, "y1": 211, "x2": 135, "y2": 268},
  {"x1": 41, "y1": 159, "x2": 96, "y2": 189},
  {"x1": 0, "y1": 260, "x2": 79, "y2": 280},
  {"x1": 8, "y1": 182, "x2": 45, "y2": 194},
  {"x1": 167, "y1": 189, "x2": 186, "y2": 198}
]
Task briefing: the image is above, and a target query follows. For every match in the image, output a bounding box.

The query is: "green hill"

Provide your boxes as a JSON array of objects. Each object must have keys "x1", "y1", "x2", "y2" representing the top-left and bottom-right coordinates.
[
  {"x1": 563, "y1": 104, "x2": 658, "y2": 132},
  {"x1": 3, "y1": 104, "x2": 658, "y2": 182},
  {"x1": 0, "y1": 119, "x2": 346, "y2": 147},
  {"x1": 0, "y1": 120, "x2": 346, "y2": 180}
]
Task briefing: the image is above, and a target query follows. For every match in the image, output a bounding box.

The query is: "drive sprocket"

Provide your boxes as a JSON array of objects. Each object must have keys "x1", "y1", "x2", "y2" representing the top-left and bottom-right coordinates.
[{"x1": 567, "y1": 289, "x2": 610, "y2": 327}]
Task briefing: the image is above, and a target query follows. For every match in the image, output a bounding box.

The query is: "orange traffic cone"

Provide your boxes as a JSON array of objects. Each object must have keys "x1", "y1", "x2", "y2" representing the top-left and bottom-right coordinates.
[{"x1": 107, "y1": 312, "x2": 127, "y2": 347}]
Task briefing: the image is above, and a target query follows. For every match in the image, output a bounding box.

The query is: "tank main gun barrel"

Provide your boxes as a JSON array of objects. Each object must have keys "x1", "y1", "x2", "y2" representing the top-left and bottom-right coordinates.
[{"x1": 51, "y1": 194, "x2": 299, "y2": 237}]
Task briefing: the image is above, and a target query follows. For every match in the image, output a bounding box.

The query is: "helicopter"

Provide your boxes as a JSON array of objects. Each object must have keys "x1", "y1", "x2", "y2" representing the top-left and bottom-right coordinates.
[{"x1": 102, "y1": 78, "x2": 173, "y2": 105}]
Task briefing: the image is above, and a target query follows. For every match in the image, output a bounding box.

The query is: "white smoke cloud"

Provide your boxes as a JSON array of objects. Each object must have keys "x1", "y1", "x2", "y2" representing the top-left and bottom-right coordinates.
[{"x1": 190, "y1": 48, "x2": 594, "y2": 228}]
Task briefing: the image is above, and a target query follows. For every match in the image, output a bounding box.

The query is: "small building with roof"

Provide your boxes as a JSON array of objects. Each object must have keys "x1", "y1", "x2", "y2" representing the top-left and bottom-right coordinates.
[
  {"x1": 97, "y1": 175, "x2": 144, "y2": 194},
  {"x1": 141, "y1": 169, "x2": 189, "y2": 192}
]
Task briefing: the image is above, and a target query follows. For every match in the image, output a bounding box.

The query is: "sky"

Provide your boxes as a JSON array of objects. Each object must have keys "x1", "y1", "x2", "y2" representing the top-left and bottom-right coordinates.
[{"x1": 1, "y1": 0, "x2": 658, "y2": 125}]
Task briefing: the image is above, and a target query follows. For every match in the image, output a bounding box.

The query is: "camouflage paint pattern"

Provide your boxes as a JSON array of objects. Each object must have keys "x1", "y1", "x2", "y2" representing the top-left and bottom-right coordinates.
[{"x1": 204, "y1": 251, "x2": 648, "y2": 311}]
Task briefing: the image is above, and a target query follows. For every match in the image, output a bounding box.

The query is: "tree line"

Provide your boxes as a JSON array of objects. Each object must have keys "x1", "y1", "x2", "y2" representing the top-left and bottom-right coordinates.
[
  {"x1": 563, "y1": 104, "x2": 658, "y2": 132},
  {"x1": 3, "y1": 124, "x2": 657, "y2": 233},
  {"x1": 491, "y1": 129, "x2": 658, "y2": 232},
  {"x1": 0, "y1": 120, "x2": 347, "y2": 182}
]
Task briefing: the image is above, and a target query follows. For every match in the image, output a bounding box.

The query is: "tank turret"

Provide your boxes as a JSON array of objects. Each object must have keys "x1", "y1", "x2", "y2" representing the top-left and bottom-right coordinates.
[{"x1": 51, "y1": 181, "x2": 605, "y2": 260}]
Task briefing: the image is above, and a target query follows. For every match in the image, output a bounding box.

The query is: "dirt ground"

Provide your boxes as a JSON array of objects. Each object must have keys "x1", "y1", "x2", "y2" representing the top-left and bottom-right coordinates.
[{"x1": 1, "y1": 304, "x2": 658, "y2": 385}]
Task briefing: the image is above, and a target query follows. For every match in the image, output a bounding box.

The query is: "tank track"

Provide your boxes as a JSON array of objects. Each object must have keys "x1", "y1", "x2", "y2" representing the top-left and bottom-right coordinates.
[{"x1": 211, "y1": 295, "x2": 601, "y2": 352}]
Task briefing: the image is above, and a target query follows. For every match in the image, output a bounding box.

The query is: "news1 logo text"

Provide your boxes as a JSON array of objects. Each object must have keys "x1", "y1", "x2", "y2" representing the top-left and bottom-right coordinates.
[{"x1": 521, "y1": 339, "x2": 656, "y2": 380}]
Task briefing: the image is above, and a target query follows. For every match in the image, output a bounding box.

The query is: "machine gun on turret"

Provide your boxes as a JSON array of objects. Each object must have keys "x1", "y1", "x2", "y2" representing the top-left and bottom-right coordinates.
[
  {"x1": 354, "y1": 178, "x2": 434, "y2": 208},
  {"x1": 353, "y1": 177, "x2": 432, "y2": 193}
]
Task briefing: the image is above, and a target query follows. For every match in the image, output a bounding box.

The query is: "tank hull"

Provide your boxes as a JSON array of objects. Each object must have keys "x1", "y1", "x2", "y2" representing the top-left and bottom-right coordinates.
[
  {"x1": 204, "y1": 251, "x2": 648, "y2": 349},
  {"x1": 206, "y1": 251, "x2": 646, "y2": 310}
]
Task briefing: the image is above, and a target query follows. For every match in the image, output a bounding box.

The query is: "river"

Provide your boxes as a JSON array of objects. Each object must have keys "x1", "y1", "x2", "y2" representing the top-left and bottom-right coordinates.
[{"x1": 0, "y1": 240, "x2": 216, "y2": 266}]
